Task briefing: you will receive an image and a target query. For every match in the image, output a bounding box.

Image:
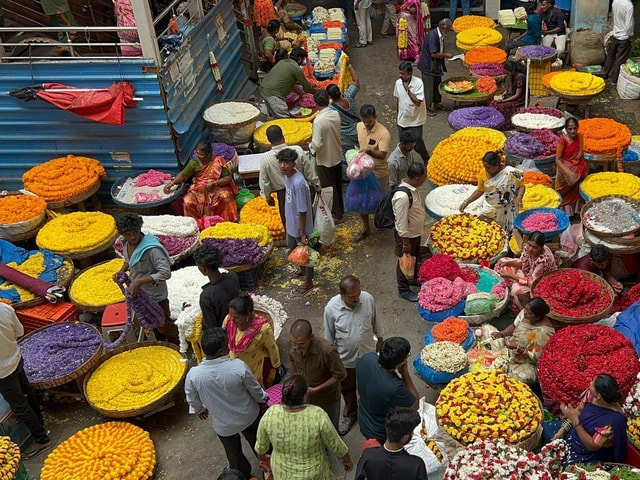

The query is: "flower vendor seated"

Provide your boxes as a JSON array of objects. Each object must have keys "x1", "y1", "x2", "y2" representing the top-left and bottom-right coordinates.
[
  {"x1": 495, "y1": 231, "x2": 557, "y2": 313},
  {"x1": 504, "y1": 5, "x2": 542, "y2": 55},
  {"x1": 163, "y1": 141, "x2": 239, "y2": 222},
  {"x1": 559, "y1": 374, "x2": 628, "y2": 465},
  {"x1": 489, "y1": 60, "x2": 527, "y2": 130},
  {"x1": 258, "y1": 19, "x2": 281, "y2": 73},
  {"x1": 459, "y1": 151, "x2": 525, "y2": 234},
  {"x1": 555, "y1": 117, "x2": 587, "y2": 216},
  {"x1": 255, "y1": 374, "x2": 353, "y2": 480},
  {"x1": 487, "y1": 297, "x2": 554, "y2": 385},
  {"x1": 222, "y1": 295, "x2": 285, "y2": 389},
  {"x1": 571, "y1": 244, "x2": 624, "y2": 294},
  {"x1": 114, "y1": 213, "x2": 179, "y2": 345}
]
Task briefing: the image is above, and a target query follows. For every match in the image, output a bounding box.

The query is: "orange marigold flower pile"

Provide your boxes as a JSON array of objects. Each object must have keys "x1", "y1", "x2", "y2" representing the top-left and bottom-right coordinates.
[
  {"x1": 578, "y1": 118, "x2": 631, "y2": 161},
  {"x1": 432, "y1": 317, "x2": 470, "y2": 343},
  {"x1": 464, "y1": 46, "x2": 507, "y2": 66},
  {"x1": 0, "y1": 194, "x2": 47, "y2": 224},
  {"x1": 522, "y1": 171, "x2": 553, "y2": 187},
  {"x1": 475, "y1": 76, "x2": 497, "y2": 95}
]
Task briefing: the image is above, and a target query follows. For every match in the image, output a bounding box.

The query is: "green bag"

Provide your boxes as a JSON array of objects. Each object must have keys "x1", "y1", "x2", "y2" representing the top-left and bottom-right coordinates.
[{"x1": 464, "y1": 292, "x2": 499, "y2": 316}]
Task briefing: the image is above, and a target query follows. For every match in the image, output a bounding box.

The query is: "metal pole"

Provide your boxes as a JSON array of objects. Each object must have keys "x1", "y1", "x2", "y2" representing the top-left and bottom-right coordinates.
[
  {"x1": 525, "y1": 58, "x2": 531, "y2": 108},
  {"x1": 131, "y1": 0, "x2": 162, "y2": 66}
]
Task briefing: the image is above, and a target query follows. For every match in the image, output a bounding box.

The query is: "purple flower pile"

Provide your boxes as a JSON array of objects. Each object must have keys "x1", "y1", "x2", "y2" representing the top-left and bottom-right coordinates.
[
  {"x1": 212, "y1": 143, "x2": 237, "y2": 162},
  {"x1": 505, "y1": 132, "x2": 545, "y2": 158},
  {"x1": 448, "y1": 107, "x2": 505, "y2": 130},
  {"x1": 519, "y1": 107, "x2": 564, "y2": 118},
  {"x1": 518, "y1": 45, "x2": 556, "y2": 59},
  {"x1": 469, "y1": 62, "x2": 506, "y2": 77},
  {"x1": 21, "y1": 322, "x2": 102, "y2": 383},
  {"x1": 529, "y1": 129, "x2": 560, "y2": 157},
  {"x1": 201, "y1": 237, "x2": 264, "y2": 266}
]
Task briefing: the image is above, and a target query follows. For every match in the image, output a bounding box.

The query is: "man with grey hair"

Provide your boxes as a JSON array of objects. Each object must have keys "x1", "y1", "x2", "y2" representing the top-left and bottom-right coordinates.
[{"x1": 417, "y1": 18, "x2": 454, "y2": 116}]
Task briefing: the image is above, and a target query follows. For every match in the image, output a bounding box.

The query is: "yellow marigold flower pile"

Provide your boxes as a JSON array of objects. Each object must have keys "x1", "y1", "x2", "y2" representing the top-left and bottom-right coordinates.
[
  {"x1": 240, "y1": 196, "x2": 285, "y2": 241},
  {"x1": 578, "y1": 118, "x2": 631, "y2": 159},
  {"x1": 427, "y1": 127, "x2": 506, "y2": 186},
  {"x1": 542, "y1": 68, "x2": 575, "y2": 89},
  {"x1": 0, "y1": 194, "x2": 47, "y2": 225},
  {"x1": 36, "y1": 212, "x2": 116, "y2": 254},
  {"x1": 436, "y1": 370, "x2": 542, "y2": 445},
  {"x1": 453, "y1": 15, "x2": 495, "y2": 32},
  {"x1": 22, "y1": 155, "x2": 106, "y2": 202},
  {"x1": 549, "y1": 71, "x2": 605, "y2": 96},
  {"x1": 0, "y1": 252, "x2": 46, "y2": 302},
  {"x1": 41, "y1": 422, "x2": 155, "y2": 480},
  {"x1": 254, "y1": 119, "x2": 312, "y2": 149},
  {"x1": 69, "y1": 258, "x2": 125, "y2": 307},
  {"x1": 456, "y1": 27, "x2": 502, "y2": 51},
  {"x1": 580, "y1": 172, "x2": 640, "y2": 200},
  {"x1": 86, "y1": 346, "x2": 187, "y2": 413},
  {"x1": 200, "y1": 222, "x2": 271, "y2": 246},
  {"x1": 0, "y1": 436, "x2": 21, "y2": 480},
  {"x1": 430, "y1": 214, "x2": 506, "y2": 262},
  {"x1": 629, "y1": 417, "x2": 640, "y2": 448},
  {"x1": 522, "y1": 184, "x2": 561, "y2": 211},
  {"x1": 509, "y1": 235, "x2": 522, "y2": 256}
]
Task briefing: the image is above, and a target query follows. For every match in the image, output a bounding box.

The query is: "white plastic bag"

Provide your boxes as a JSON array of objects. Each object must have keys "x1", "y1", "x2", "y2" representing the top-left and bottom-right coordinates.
[
  {"x1": 404, "y1": 397, "x2": 448, "y2": 474},
  {"x1": 314, "y1": 195, "x2": 336, "y2": 245},
  {"x1": 519, "y1": 159, "x2": 542, "y2": 174}
]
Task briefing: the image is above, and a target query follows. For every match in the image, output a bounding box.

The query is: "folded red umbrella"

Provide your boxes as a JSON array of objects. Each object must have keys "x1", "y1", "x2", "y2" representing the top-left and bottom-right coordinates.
[{"x1": 0, "y1": 263, "x2": 65, "y2": 303}]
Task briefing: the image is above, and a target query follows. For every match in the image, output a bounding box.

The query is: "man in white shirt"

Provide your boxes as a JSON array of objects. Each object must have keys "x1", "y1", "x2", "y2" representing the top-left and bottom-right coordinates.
[
  {"x1": 310, "y1": 90, "x2": 344, "y2": 222},
  {"x1": 392, "y1": 161, "x2": 427, "y2": 302},
  {"x1": 323, "y1": 275, "x2": 384, "y2": 435},
  {"x1": 604, "y1": 0, "x2": 635, "y2": 86},
  {"x1": 393, "y1": 62, "x2": 430, "y2": 164}
]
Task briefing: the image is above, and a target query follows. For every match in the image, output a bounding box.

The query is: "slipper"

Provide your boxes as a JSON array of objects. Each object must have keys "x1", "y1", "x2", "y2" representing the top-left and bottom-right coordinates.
[
  {"x1": 290, "y1": 286, "x2": 316, "y2": 298},
  {"x1": 22, "y1": 440, "x2": 53, "y2": 460},
  {"x1": 289, "y1": 271, "x2": 305, "y2": 280},
  {"x1": 353, "y1": 43, "x2": 367, "y2": 48}
]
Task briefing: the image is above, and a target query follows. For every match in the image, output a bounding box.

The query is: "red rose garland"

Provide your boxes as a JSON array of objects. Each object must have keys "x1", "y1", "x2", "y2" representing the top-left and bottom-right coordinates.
[
  {"x1": 613, "y1": 283, "x2": 640, "y2": 313},
  {"x1": 418, "y1": 254, "x2": 462, "y2": 283}
]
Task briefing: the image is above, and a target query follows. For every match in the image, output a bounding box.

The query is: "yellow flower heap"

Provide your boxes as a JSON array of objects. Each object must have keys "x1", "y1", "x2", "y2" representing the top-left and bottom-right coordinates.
[
  {"x1": 430, "y1": 214, "x2": 506, "y2": 262},
  {"x1": 36, "y1": 211, "x2": 116, "y2": 254},
  {"x1": 0, "y1": 252, "x2": 47, "y2": 302},
  {"x1": 521, "y1": 184, "x2": 561, "y2": 211},
  {"x1": 580, "y1": 172, "x2": 640, "y2": 200},
  {"x1": 69, "y1": 258, "x2": 125, "y2": 307},
  {"x1": 240, "y1": 196, "x2": 285, "y2": 241},
  {"x1": 452, "y1": 15, "x2": 495, "y2": 32},
  {"x1": 628, "y1": 417, "x2": 640, "y2": 448},
  {"x1": 0, "y1": 436, "x2": 21, "y2": 480},
  {"x1": 41, "y1": 422, "x2": 155, "y2": 480},
  {"x1": 456, "y1": 27, "x2": 502, "y2": 50},
  {"x1": 254, "y1": 119, "x2": 312, "y2": 150},
  {"x1": 200, "y1": 221, "x2": 271, "y2": 246},
  {"x1": 549, "y1": 71, "x2": 605, "y2": 96},
  {"x1": 85, "y1": 346, "x2": 187, "y2": 413},
  {"x1": 427, "y1": 127, "x2": 506, "y2": 186},
  {"x1": 436, "y1": 370, "x2": 542, "y2": 445}
]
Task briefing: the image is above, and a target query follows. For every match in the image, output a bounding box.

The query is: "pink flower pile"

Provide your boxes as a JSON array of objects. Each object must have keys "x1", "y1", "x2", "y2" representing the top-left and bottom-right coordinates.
[
  {"x1": 418, "y1": 278, "x2": 465, "y2": 311},
  {"x1": 197, "y1": 215, "x2": 225, "y2": 230},
  {"x1": 490, "y1": 280, "x2": 509, "y2": 299},
  {"x1": 521, "y1": 212, "x2": 558, "y2": 232},
  {"x1": 529, "y1": 129, "x2": 560, "y2": 157},
  {"x1": 135, "y1": 192, "x2": 164, "y2": 203},
  {"x1": 134, "y1": 169, "x2": 172, "y2": 187},
  {"x1": 298, "y1": 93, "x2": 316, "y2": 108}
]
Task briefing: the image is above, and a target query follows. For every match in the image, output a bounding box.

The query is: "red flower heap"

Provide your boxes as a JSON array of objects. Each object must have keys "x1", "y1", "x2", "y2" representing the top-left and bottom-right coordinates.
[
  {"x1": 538, "y1": 324, "x2": 639, "y2": 408},
  {"x1": 418, "y1": 253, "x2": 462, "y2": 283}
]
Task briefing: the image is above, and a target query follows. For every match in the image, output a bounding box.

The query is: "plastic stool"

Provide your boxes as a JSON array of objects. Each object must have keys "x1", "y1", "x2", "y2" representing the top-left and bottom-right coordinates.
[{"x1": 101, "y1": 303, "x2": 136, "y2": 345}]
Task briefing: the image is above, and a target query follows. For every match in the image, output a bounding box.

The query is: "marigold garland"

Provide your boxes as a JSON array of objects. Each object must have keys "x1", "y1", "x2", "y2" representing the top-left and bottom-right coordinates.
[
  {"x1": 522, "y1": 171, "x2": 553, "y2": 187},
  {"x1": 0, "y1": 194, "x2": 47, "y2": 225},
  {"x1": 0, "y1": 436, "x2": 21, "y2": 480},
  {"x1": 41, "y1": 422, "x2": 156, "y2": 480},
  {"x1": 475, "y1": 75, "x2": 497, "y2": 94},
  {"x1": 464, "y1": 46, "x2": 507, "y2": 66},
  {"x1": 22, "y1": 155, "x2": 106, "y2": 202},
  {"x1": 69, "y1": 258, "x2": 125, "y2": 307},
  {"x1": 432, "y1": 317, "x2": 469, "y2": 343},
  {"x1": 427, "y1": 127, "x2": 506, "y2": 186},
  {"x1": 579, "y1": 172, "x2": 640, "y2": 200},
  {"x1": 578, "y1": 118, "x2": 631, "y2": 162},
  {"x1": 200, "y1": 221, "x2": 271, "y2": 247},
  {"x1": 253, "y1": 0, "x2": 277, "y2": 27},
  {"x1": 254, "y1": 119, "x2": 313, "y2": 149},
  {"x1": 239, "y1": 196, "x2": 285, "y2": 241},
  {"x1": 522, "y1": 184, "x2": 561, "y2": 211},
  {"x1": 456, "y1": 27, "x2": 503, "y2": 50},
  {"x1": 452, "y1": 15, "x2": 496, "y2": 32},
  {"x1": 549, "y1": 71, "x2": 605, "y2": 96},
  {"x1": 430, "y1": 214, "x2": 506, "y2": 262},
  {"x1": 542, "y1": 68, "x2": 575, "y2": 89},
  {"x1": 36, "y1": 211, "x2": 116, "y2": 254}
]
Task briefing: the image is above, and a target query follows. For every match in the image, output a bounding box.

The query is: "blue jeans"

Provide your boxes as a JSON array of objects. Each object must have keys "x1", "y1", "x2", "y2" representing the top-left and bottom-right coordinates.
[{"x1": 449, "y1": 0, "x2": 470, "y2": 20}]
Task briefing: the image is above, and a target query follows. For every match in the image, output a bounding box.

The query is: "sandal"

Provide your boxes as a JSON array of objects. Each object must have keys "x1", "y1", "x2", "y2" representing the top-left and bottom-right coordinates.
[
  {"x1": 289, "y1": 270, "x2": 305, "y2": 280},
  {"x1": 22, "y1": 439, "x2": 53, "y2": 460},
  {"x1": 290, "y1": 286, "x2": 316, "y2": 298},
  {"x1": 338, "y1": 417, "x2": 354, "y2": 435},
  {"x1": 353, "y1": 43, "x2": 367, "y2": 48}
]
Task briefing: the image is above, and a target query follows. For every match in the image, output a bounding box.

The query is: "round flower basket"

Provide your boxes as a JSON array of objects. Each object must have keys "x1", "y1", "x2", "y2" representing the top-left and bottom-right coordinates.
[
  {"x1": 547, "y1": 87, "x2": 601, "y2": 102},
  {"x1": 110, "y1": 171, "x2": 184, "y2": 208},
  {"x1": 531, "y1": 269, "x2": 615, "y2": 324},
  {"x1": 46, "y1": 179, "x2": 101, "y2": 210},
  {"x1": 83, "y1": 341, "x2": 188, "y2": 418},
  {"x1": 513, "y1": 208, "x2": 570, "y2": 242},
  {"x1": 69, "y1": 259, "x2": 125, "y2": 313},
  {"x1": 19, "y1": 322, "x2": 103, "y2": 390},
  {"x1": 11, "y1": 255, "x2": 74, "y2": 311},
  {"x1": 202, "y1": 100, "x2": 261, "y2": 146},
  {"x1": 413, "y1": 356, "x2": 469, "y2": 385},
  {"x1": 515, "y1": 46, "x2": 557, "y2": 64},
  {"x1": 424, "y1": 184, "x2": 484, "y2": 219},
  {"x1": 424, "y1": 327, "x2": 476, "y2": 351},
  {"x1": 225, "y1": 243, "x2": 274, "y2": 273},
  {"x1": 447, "y1": 106, "x2": 504, "y2": 131},
  {"x1": 581, "y1": 195, "x2": 640, "y2": 238},
  {"x1": 0, "y1": 190, "x2": 47, "y2": 238},
  {"x1": 429, "y1": 237, "x2": 509, "y2": 265},
  {"x1": 418, "y1": 299, "x2": 466, "y2": 322},
  {"x1": 439, "y1": 77, "x2": 495, "y2": 105},
  {"x1": 66, "y1": 229, "x2": 118, "y2": 260}
]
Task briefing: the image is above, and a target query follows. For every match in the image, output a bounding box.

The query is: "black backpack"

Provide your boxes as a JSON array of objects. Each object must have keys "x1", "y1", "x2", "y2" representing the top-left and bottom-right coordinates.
[{"x1": 374, "y1": 186, "x2": 413, "y2": 229}]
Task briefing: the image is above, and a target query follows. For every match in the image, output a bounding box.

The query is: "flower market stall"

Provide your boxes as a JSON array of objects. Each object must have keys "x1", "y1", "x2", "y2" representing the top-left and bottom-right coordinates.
[
  {"x1": 580, "y1": 195, "x2": 640, "y2": 254},
  {"x1": 439, "y1": 76, "x2": 496, "y2": 108},
  {"x1": 578, "y1": 118, "x2": 632, "y2": 172},
  {"x1": 513, "y1": 208, "x2": 570, "y2": 242},
  {"x1": 548, "y1": 71, "x2": 606, "y2": 119},
  {"x1": 111, "y1": 169, "x2": 184, "y2": 209},
  {"x1": 425, "y1": 184, "x2": 483, "y2": 219},
  {"x1": 464, "y1": 46, "x2": 507, "y2": 68},
  {"x1": 253, "y1": 118, "x2": 313, "y2": 153},
  {"x1": 68, "y1": 259, "x2": 126, "y2": 311},
  {"x1": 580, "y1": 172, "x2": 640, "y2": 202},
  {"x1": 0, "y1": 191, "x2": 48, "y2": 243},
  {"x1": 456, "y1": 27, "x2": 502, "y2": 51},
  {"x1": 521, "y1": 184, "x2": 562, "y2": 211},
  {"x1": 504, "y1": 127, "x2": 561, "y2": 179},
  {"x1": 413, "y1": 340, "x2": 469, "y2": 386}
]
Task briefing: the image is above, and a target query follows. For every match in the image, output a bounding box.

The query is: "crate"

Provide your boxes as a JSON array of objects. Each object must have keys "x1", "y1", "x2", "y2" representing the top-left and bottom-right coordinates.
[
  {"x1": 16, "y1": 302, "x2": 79, "y2": 334},
  {"x1": 528, "y1": 60, "x2": 553, "y2": 96}
]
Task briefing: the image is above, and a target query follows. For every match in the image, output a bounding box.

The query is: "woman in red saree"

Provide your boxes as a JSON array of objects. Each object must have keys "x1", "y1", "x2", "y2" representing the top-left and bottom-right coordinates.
[
  {"x1": 164, "y1": 142, "x2": 238, "y2": 221},
  {"x1": 397, "y1": 0, "x2": 425, "y2": 61},
  {"x1": 555, "y1": 117, "x2": 587, "y2": 215}
]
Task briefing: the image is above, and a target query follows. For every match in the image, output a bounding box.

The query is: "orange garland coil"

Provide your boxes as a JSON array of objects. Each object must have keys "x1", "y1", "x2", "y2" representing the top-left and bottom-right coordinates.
[{"x1": 464, "y1": 46, "x2": 507, "y2": 66}]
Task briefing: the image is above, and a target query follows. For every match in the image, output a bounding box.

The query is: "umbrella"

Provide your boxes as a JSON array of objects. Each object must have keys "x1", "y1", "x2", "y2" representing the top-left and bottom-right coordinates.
[
  {"x1": 0, "y1": 263, "x2": 65, "y2": 304},
  {"x1": 9, "y1": 81, "x2": 139, "y2": 125}
]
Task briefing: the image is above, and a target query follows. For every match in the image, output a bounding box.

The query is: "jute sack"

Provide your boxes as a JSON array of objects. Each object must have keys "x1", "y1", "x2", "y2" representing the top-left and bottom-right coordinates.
[{"x1": 570, "y1": 30, "x2": 605, "y2": 66}]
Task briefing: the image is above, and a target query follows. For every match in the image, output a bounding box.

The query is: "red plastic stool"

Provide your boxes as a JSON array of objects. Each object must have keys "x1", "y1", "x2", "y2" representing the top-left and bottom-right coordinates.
[{"x1": 101, "y1": 303, "x2": 136, "y2": 345}]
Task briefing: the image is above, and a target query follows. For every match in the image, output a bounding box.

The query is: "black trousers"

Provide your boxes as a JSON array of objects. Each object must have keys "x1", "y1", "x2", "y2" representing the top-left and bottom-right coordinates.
[
  {"x1": 0, "y1": 358, "x2": 49, "y2": 444},
  {"x1": 398, "y1": 125, "x2": 430, "y2": 163},
  {"x1": 317, "y1": 163, "x2": 345, "y2": 219},
  {"x1": 604, "y1": 37, "x2": 632, "y2": 84},
  {"x1": 422, "y1": 72, "x2": 442, "y2": 111},
  {"x1": 217, "y1": 414, "x2": 261, "y2": 479},
  {"x1": 394, "y1": 231, "x2": 421, "y2": 292}
]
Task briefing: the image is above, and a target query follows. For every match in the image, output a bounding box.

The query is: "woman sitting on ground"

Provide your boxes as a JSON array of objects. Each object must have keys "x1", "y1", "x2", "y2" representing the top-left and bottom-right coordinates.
[{"x1": 490, "y1": 60, "x2": 527, "y2": 129}]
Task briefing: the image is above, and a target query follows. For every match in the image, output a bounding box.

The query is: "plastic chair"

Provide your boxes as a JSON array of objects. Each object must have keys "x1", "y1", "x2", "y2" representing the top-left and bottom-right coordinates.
[{"x1": 101, "y1": 302, "x2": 136, "y2": 345}]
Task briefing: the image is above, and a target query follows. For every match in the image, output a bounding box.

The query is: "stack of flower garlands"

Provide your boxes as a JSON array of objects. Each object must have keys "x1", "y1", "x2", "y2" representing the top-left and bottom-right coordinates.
[
  {"x1": 436, "y1": 370, "x2": 542, "y2": 445},
  {"x1": 447, "y1": 106, "x2": 503, "y2": 130},
  {"x1": 0, "y1": 436, "x2": 21, "y2": 480},
  {"x1": 0, "y1": 193, "x2": 47, "y2": 226},
  {"x1": 580, "y1": 172, "x2": 640, "y2": 200},
  {"x1": 85, "y1": 345, "x2": 187, "y2": 413},
  {"x1": 253, "y1": 119, "x2": 313, "y2": 151},
  {"x1": 464, "y1": 46, "x2": 507, "y2": 66},
  {"x1": 200, "y1": 221, "x2": 271, "y2": 247},
  {"x1": 430, "y1": 214, "x2": 507, "y2": 262},
  {"x1": 549, "y1": 71, "x2": 606, "y2": 96},
  {"x1": 36, "y1": 211, "x2": 117, "y2": 255},
  {"x1": 542, "y1": 69, "x2": 576, "y2": 89},
  {"x1": 427, "y1": 127, "x2": 506, "y2": 186},
  {"x1": 414, "y1": 341, "x2": 469, "y2": 384},
  {"x1": 469, "y1": 62, "x2": 506, "y2": 77},
  {"x1": 240, "y1": 196, "x2": 285, "y2": 241},
  {"x1": 505, "y1": 129, "x2": 559, "y2": 159},
  {"x1": 511, "y1": 111, "x2": 566, "y2": 131},
  {"x1": 517, "y1": 45, "x2": 556, "y2": 60},
  {"x1": 538, "y1": 324, "x2": 639, "y2": 411},
  {"x1": 425, "y1": 184, "x2": 484, "y2": 217},
  {"x1": 456, "y1": 27, "x2": 503, "y2": 51},
  {"x1": 579, "y1": 118, "x2": 632, "y2": 170},
  {"x1": 40, "y1": 422, "x2": 156, "y2": 480},
  {"x1": 22, "y1": 155, "x2": 106, "y2": 203},
  {"x1": 452, "y1": 15, "x2": 496, "y2": 32},
  {"x1": 69, "y1": 258, "x2": 125, "y2": 308},
  {"x1": 522, "y1": 184, "x2": 561, "y2": 211}
]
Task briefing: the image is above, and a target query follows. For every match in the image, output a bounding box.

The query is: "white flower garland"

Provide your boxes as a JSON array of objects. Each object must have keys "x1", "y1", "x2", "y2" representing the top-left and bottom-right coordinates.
[
  {"x1": 175, "y1": 304, "x2": 202, "y2": 353},
  {"x1": 252, "y1": 294, "x2": 288, "y2": 340},
  {"x1": 425, "y1": 184, "x2": 483, "y2": 218},
  {"x1": 511, "y1": 113, "x2": 565, "y2": 130},
  {"x1": 141, "y1": 215, "x2": 199, "y2": 238},
  {"x1": 624, "y1": 372, "x2": 640, "y2": 417},
  {"x1": 166, "y1": 266, "x2": 206, "y2": 322},
  {"x1": 420, "y1": 341, "x2": 467, "y2": 373}
]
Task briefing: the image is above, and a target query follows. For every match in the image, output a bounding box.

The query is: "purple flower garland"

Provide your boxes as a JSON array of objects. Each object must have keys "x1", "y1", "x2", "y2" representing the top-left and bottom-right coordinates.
[
  {"x1": 504, "y1": 132, "x2": 545, "y2": 158},
  {"x1": 448, "y1": 107, "x2": 505, "y2": 130}
]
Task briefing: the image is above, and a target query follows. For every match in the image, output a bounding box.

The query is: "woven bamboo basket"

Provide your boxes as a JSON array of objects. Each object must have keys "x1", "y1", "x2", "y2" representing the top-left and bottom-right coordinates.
[
  {"x1": 83, "y1": 341, "x2": 188, "y2": 418},
  {"x1": 582, "y1": 226, "x2": 640, "y2": 254},
  {"x1": 69, "y1": 259, "x2": 125, "y2": 312},
  {"x1": 439, "y1": 76, "x2": 495, "y2": 104},
  {"x1": 203, "y1": 100, "x2": 261, "y2": 146},
  {"x1": 19, "y1": 322, "x2": 103, "y2": 390},
  {"x1": 581, "y1": 195, "x2": 640, "y2": 238},
  {"x1": 46, "y1": 180, "x2": 101, "y2": 210},
  {"x1": 11, "y1": 255, "x2": 75, "y2": 310},
  {"x1": 547, "y1": 88, "x2": 602, "y2": 102},
  {"x1": 0, "y1": 215, "x2": 47, "y2": 243},
  {"x1": 65, "y1": 230, "x2": 118, "y2": 260},
  {"x1": 226, "y1": 243, "x2": 274, "y2": 273},
  {"x1": 0, "y1": 191, "x2": 47, "y2": 237},
  {"x1": 531, "y1": 269, "x2": 615, "y2": 324}
]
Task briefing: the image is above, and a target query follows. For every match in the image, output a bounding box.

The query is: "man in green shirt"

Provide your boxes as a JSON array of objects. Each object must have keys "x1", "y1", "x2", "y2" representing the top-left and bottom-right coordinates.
[
  {"x1": 41, "y1": 0, "x2": 76, "y2": 43},
  {"x1": 260, "y1": 47, "x2": 316, "y2": 118}
]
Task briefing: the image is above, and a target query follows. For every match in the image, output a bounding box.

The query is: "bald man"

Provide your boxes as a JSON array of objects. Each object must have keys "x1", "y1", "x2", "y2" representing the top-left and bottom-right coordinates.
[{"x1": 289, "y1": 319, "x2": 347, "y2": 428}]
